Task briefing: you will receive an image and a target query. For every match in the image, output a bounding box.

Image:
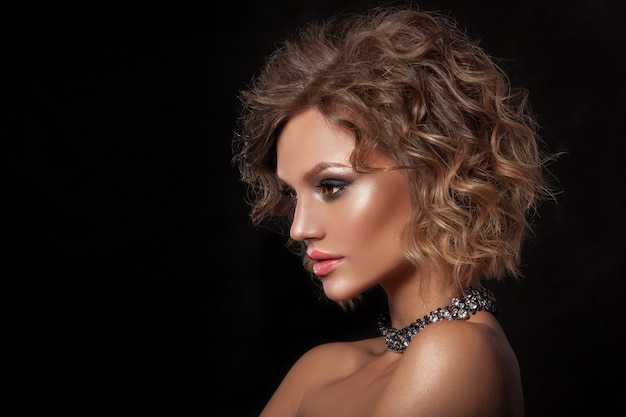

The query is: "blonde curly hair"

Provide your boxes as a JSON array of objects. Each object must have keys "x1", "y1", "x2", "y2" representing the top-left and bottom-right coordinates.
[{"x1": 233, "y1": 6, "x2": 555, "y2": 294}]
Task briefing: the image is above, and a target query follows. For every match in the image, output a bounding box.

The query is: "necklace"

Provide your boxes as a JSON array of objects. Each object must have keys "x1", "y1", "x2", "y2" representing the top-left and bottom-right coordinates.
[{"x1": 377, "y1": 286, "x2": 497, "y2": 353}]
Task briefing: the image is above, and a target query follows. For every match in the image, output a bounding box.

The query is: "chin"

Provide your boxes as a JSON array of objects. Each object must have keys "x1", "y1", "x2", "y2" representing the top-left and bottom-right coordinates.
[
  {"x1": 323, "y1": 292, "x2": 356, "y2": 303},
  {"x1": 321, "y1": 281, "x2": 368, "y2": 302}
]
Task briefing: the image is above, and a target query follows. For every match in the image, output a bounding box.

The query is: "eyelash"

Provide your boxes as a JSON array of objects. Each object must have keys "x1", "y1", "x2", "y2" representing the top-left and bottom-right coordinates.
[
  {"x1": 280, "y1": 179, "x2": 349, "y2": 205},
  {"x1": 317, "y1": 179, "x2": 348, "y2": 198}
]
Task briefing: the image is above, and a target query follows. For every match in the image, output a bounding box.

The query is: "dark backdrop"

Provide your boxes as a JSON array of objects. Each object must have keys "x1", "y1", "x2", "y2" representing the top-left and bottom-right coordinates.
[{"x1": 5, "y1": 0, "x2": 625, "y2": 415}]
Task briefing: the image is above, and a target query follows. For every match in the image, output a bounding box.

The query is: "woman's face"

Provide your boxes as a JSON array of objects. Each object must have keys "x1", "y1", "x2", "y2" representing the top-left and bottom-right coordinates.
[{"x1": 276, "y1": 108, "x2": 414, "y2": 301}]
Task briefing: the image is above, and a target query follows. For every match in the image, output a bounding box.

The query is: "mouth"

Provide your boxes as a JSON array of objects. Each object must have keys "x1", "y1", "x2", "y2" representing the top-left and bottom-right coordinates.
[
  {"x1": 307, "y1": 250, "x2": 344, "y2": 276},
  {"x1": 312, "y1": 258, "x2": 344, "y2": 276}
]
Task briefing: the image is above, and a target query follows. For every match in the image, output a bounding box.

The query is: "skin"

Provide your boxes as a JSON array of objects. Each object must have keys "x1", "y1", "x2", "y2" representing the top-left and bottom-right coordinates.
[{"x1": 263, "y1": 108, "x2": 524, "y2": 417}]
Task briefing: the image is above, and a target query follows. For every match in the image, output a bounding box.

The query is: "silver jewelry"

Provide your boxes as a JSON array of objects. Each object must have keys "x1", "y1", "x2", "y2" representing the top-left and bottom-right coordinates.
[{"x1": 378, "y1": 286, "x2": 497, "y2": 353}]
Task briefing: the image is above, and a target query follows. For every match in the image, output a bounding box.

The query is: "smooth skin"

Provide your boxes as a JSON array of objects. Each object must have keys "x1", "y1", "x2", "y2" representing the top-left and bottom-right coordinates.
[{"x1": 263, "y1": 108, "x2": 524, "y2": 417}]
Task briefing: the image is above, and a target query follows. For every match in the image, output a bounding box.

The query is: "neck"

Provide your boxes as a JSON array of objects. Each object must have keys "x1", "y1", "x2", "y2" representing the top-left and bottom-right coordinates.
[{"x1": 382, "y1": 272, "x2": 478, "y2": 329}]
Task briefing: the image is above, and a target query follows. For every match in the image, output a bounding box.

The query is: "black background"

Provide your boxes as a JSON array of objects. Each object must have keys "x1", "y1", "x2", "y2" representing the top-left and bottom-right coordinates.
[{"x1": 5, "y1": 0, "x2": 625, "y2": 415}]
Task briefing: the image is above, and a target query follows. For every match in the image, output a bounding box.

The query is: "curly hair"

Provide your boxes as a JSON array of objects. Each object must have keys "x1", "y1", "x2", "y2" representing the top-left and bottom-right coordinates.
[{"x1": 233, "y1": 6, "x2": 554, "y2": 290}]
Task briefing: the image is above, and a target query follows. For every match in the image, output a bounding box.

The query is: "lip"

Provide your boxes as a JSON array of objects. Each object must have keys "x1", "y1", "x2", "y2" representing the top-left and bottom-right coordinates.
[
  {"x1": 307, "y1": 250, "x2": 341, "y2": 260},
  {"x1": 307, "y1": 250, "x2": 344, "y2": 276}
]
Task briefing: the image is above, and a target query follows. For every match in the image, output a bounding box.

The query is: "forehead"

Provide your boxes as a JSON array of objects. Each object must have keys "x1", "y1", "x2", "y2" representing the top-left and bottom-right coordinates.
[{"x1": 276, "y1": 109, "x2": 354, "y2": 181}]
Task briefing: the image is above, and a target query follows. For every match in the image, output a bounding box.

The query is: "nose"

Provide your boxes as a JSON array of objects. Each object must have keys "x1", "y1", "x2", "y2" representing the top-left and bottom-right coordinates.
[{"x1": 289, "y1": 196, "x2": 324, "y2": 242}]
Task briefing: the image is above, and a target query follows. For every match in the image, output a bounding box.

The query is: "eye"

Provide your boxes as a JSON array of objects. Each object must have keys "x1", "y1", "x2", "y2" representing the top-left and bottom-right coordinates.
[
  {"x1": 280, "y1": 187, "x2": 298, "y2": 206},
  {"x1": 317, "y1": 179, "x2": 348, "y2": 199}
]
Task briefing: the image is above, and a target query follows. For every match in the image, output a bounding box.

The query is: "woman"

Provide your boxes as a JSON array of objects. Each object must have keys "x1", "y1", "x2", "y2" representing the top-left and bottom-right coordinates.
[{"x1": 233, "y1": 5, "x2": 553, "y2": 416}]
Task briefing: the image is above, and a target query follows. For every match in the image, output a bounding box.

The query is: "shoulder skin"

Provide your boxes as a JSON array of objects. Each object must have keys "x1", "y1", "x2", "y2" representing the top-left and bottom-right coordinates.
[
  {"x1": 258, "y1": 339, "x2": 374, "y2": 416},
  {"x1": 372, "y1": 313, "x2": 524, "y2": 417}
]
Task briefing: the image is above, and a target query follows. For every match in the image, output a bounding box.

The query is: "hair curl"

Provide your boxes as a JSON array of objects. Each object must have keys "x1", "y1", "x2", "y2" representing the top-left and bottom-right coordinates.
[{"x1": 233, "y1": 6, "x2": 555, "y2": 291}]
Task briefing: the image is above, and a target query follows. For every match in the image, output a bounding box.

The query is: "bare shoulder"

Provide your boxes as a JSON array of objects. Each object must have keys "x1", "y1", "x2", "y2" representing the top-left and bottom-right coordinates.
[
  {"x1": 375, "y1": 312, "x2": 524, "y2": 417},
  {"x1": 289, "y1": 336, "x2": 381, "y2": 379},
  {"x1": 259, "y1": 338, "x2": 380, "y2": 417}
]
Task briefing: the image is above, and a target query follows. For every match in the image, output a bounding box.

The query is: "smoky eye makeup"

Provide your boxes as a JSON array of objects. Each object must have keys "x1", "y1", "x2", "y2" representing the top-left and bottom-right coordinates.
[
  {"x1": 316, "y1": 178, "x2": 352, "y2": 199},
  {"x1": 279, "y1": 186, "x2": 298, "y2": 206},
  {"x1": 275, "y1": 165, "x2": 358, "y2": 203},
  {"x1": 279, "y1": 185, "x2": 295, "y2": 197}
]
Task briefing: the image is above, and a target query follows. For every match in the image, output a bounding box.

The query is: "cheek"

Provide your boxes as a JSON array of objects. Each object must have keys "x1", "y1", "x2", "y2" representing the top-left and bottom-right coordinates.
[{"x1": 340, "y1": 174, "x2": 410, "y2": 243}]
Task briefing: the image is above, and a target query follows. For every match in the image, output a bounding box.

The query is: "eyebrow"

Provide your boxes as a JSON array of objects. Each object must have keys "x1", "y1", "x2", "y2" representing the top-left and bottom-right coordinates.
[{"x1": 277, "y1": 162, "x2": 352, "y2": 185}]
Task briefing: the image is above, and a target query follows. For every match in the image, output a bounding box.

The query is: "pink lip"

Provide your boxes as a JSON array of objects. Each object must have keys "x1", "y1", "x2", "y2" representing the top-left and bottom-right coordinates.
[
  {"x1": 307, "y1": 250, "x2": 341, "y2": 260},
  {"x1": 307, "y1": 250, "x2": 344, "y2": 276}
]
